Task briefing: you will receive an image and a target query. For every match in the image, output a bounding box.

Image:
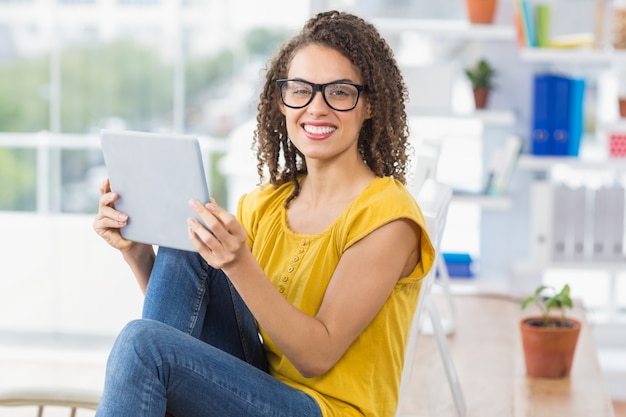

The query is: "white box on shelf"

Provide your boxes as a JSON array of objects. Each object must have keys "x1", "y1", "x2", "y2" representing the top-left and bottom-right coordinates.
[
  {"x1": 593, "y1": 187, "x2": 611, "y2": 261},
  {"x1": 607, "y1": 186, "x2": 626, "y2": 261},
  {"x1": 552, "y1": 184, "x2": 570, "y2": 261},
  {"x1": 531, "y1": 181, "x2": 554, "y2": 262},
  {"x1": 570, "y1": 186, "x2": 588, "y2": 261}
]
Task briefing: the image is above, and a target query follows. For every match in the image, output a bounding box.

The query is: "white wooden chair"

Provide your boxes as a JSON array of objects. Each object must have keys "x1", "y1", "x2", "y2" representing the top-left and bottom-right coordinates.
[
  {"x1": 396, "y1": 178, "x2": 466, "y2": 417},
  {"x1": 408, "y1": 136, "x2": 458, "y2": 337},
  {"x1": 0, "y1": 387, "x2": 100, "y2": 416}
]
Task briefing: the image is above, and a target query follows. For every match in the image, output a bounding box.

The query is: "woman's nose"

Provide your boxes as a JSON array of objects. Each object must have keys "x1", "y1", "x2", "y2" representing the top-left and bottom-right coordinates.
[{"x1": 307, "y1": 90, "x2": 330, "y2": 114}]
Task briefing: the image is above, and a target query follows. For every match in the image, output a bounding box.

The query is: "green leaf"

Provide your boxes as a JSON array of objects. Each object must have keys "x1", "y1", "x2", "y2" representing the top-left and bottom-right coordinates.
[
  {"x1": 562, "y1": 296, "x2": 573, "y2": 309},
  {"x1": 545, "y1": 298, "x2": 559, "y2": 309},
  {"x1": 521, "y1": 296, "x2": 536, "y2": 310}
]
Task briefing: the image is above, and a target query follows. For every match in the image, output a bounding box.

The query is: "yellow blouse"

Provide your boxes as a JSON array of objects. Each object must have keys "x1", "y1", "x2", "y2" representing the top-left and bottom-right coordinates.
[{"x1": 237, "y1": 177, "x2": 435, "y2": 417}]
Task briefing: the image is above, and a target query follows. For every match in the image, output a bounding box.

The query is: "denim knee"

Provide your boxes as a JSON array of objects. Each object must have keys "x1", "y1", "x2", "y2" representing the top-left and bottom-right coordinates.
[{"x1": 107, "y1": 319, "x2": 167, "y2": 373}]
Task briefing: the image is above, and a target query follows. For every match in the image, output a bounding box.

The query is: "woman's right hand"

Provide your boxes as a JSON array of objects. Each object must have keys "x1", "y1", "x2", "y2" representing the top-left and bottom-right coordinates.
[
  {"x1": 94, "y1": 178, "x2": 155, "y2": 293},
  {"x1": 93, "y1": 178, "x2": 135, "y2": 252}
]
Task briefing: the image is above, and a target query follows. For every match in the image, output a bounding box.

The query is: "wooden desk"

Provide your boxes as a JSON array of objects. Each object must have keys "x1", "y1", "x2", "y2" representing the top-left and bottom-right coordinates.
[{"x1": 398, "y1": 293, "x2": 616, "y2": 417}]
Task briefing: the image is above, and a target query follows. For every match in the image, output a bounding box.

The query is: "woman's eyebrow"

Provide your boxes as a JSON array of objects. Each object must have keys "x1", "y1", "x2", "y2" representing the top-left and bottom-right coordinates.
[{"x1": 287, "y1": 77, "x2": 358, "y2": 84}]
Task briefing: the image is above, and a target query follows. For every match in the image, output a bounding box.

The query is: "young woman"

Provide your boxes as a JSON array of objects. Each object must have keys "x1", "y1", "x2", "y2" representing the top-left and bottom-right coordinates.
[{"x1": 93, "y1": 10, "x2": 434, "y2": 417}]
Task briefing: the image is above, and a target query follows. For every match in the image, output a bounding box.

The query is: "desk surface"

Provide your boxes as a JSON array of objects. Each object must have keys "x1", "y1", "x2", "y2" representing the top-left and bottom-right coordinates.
[{"x1": 399, "y1": 292, "x2": 616, "y2": 417}]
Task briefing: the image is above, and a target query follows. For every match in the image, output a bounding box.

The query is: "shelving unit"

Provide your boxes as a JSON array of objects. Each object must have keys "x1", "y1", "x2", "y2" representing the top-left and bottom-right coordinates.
[
  {"x1": 366, "y1": 0, "x2": 626, "y2": 397},
  {"x1": 379, "y1": 7, "x2": 626, "y2": 295},
  {"x1": 365, "y1": 1, "x2": 626, "y2": 401},
  {"x1": 381, "y1": 18, "x2": 524, "y2": 283}
]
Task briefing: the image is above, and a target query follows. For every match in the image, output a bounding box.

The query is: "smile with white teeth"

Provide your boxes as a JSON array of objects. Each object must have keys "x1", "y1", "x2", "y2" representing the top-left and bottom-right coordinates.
[{"x1": 303, "y1": 124, "x2": 336, "y2": 135}]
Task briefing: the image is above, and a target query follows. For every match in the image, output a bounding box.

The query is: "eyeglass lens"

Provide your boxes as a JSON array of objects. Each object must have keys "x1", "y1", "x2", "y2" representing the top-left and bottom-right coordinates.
[{"x1": 280, "y1": 80, "x2": 360, "y2": 111}]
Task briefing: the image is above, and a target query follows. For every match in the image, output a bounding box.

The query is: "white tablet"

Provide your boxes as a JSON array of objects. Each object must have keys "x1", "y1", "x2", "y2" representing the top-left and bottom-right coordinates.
[{"x1": 100, "y1": 129, "x2": 210, "y2": 252}]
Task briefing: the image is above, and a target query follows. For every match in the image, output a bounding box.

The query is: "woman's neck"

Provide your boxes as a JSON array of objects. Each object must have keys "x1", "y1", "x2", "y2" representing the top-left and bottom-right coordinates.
[
  {"x1": 287, "y1": 165, "x2": 375, "y2": 235},
  {"x1": 300, "y1": 159, "x2": 375, "y2": 208}
]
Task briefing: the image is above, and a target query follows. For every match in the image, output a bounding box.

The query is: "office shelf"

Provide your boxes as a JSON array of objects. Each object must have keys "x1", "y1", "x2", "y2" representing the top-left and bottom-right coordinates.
[
  {"x1": 516, "y1": 154, "x2": 626, "y2": 171},
  {"x1": 451, "y1": 193, "x2": 513, "y2": 210},
  {"x1": 411, "y1": 109, "x2": 516, "y2": 127},
  {"x1": 519, "y1": 47, "x2": 626, "y2": 65},
  {"x1": 370, "y1": 18, "x2": 516, "y2": 41}
]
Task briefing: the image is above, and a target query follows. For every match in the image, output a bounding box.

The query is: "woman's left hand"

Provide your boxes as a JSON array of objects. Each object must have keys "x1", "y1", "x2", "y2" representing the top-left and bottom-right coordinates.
[{"x1": 187, "y1": 198, "x2": 249, "y2": 269}]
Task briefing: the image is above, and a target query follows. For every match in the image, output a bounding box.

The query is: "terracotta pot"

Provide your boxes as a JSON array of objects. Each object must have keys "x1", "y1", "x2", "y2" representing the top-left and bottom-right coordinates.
[
  {"x1": 520, "y1": 317, "x2": 581, "y2": 378},
  {"x1": 619, "y1": 97, "x2": 626, "y2": 118},
  {"x1": 465, "y1": 0, "x2": 498, "y2": 24},
  {"x1": 473, "y1": 88, "x2": 490, "y2": 109}
]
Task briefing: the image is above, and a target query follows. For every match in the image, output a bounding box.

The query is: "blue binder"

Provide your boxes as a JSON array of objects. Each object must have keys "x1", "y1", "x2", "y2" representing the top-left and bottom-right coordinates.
[
  {"x1": 550, "y1": 75, "x2": 572, "y2": 156},
  {"x1": 568, "y1": 77, "x2": 585, "y2": 156},
  {"x1": 531, "y1": 74, "x2": 550, "y2": 155}
]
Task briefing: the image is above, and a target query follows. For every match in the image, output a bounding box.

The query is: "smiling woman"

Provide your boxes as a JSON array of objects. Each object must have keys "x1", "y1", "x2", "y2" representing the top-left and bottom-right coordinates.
[{"x1": 92, "y1": 10, "x2": 435, "y2": 417}]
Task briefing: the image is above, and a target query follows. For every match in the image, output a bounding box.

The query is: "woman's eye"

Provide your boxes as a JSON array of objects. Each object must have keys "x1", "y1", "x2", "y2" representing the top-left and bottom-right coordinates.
[
  {"x1": 332, "y1": 89, "x2": 349, "y2": 97},
  {"x1": 328, "y1": 85, "x2": 355, "y2": 99}
]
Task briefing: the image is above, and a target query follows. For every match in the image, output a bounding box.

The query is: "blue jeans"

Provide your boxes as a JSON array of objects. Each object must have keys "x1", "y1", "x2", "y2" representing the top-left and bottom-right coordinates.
[{"x1": 96, "y1": 247, "x2": 323, "y2": 417}]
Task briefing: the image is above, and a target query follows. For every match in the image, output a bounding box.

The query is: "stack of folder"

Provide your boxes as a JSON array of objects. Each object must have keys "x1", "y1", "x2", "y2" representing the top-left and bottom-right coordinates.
[
  {"x1": 531, "y1": 182, "x2": 626, "y2": 262},
  {"x1": 531, "y1": 73, "x2": 585, "y2": 156}
]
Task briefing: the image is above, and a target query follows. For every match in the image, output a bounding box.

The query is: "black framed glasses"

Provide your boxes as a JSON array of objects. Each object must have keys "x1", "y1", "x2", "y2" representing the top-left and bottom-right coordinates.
[{"x1": 276, "y1": 79, "x2": 367, "y2": 112}]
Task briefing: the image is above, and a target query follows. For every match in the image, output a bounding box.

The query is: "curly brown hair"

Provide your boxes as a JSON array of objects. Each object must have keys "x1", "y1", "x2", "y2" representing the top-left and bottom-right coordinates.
[{"x1": 254, "y1": 10, "x2": 410, "y2": 206}]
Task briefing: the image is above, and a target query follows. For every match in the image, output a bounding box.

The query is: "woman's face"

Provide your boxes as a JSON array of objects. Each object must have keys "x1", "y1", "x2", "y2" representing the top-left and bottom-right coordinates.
[{"x1": 280, "y1": 44, "x2": 370, "y2": 165}]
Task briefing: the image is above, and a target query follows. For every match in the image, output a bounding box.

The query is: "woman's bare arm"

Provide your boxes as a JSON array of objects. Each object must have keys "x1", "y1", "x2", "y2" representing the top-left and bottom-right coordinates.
[{"x1": 187, "y1": 199, "x2": 419, "y2": 377}]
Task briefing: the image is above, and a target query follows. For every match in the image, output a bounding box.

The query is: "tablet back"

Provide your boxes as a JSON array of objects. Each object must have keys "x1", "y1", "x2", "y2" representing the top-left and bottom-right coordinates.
[{"x1": 100, "y1": 129, "x2": 210, "y2": 252}]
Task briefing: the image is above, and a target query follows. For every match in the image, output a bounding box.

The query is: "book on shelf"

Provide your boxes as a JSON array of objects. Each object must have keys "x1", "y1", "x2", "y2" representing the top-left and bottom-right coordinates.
[
  {"x1": 536, "y1": 3, "x2": 550, "y2": 47},
  {"x1": 548, "y1": 33, "x2": 594, "y2": 48},
  {"x1": 485, "y1": 135, "x2": 523, "y2": 195},
  {"x1": 530, "y1": 72, "x2": 585, "y2": 156},
  {"x1": 514, "y1": 1, "x2": 594, "y2": 49},
  {"x1": 514, "y1": 1, "x2": 526, "y2": 46},
  {"x1": 521, "y1": 0, "x2": 536, "y2": 47},
  {"x1": 514, "y1": 0, "x2": 540, "y2": 47},
  {"x1": 514, "y1": 1, "x2": 527, "y2": 47}
]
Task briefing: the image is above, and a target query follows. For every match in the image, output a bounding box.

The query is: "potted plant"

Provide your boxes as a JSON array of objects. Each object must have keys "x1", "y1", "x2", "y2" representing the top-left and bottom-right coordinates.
[
  {"x1": 520, "y1": 284, "x2": 582, "y2": 378},
  {"x1": 464, "y1": 58, "x2": 496, "y2": 110}
]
